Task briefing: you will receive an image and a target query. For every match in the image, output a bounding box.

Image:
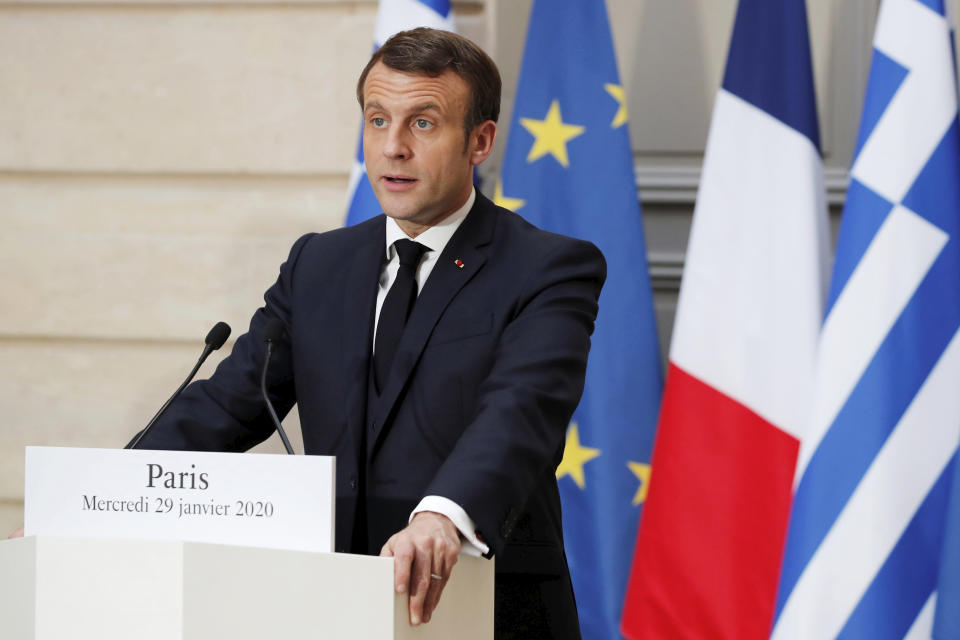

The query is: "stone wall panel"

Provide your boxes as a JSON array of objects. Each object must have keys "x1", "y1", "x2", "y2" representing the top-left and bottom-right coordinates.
[
  {"x1": 0, "y1": 5, "x2": 374, "y2": 173},
  {"x1": 0, "y1": 177, "x2": 349, "y2": 339}
]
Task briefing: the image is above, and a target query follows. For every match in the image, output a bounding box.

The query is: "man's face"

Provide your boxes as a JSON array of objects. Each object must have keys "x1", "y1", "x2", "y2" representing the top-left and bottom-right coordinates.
[{"x1": 362, "y1": 63, "x2": 489, "y2": 235}]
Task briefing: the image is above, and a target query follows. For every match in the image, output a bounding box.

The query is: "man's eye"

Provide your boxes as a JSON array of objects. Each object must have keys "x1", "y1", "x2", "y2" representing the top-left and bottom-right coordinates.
[
  {"x1": 372, "y1": 117, "x2": 386, "y2": 127},
  {"x1": 415, "y1": 119, "x2": 432, "y2": 129}
]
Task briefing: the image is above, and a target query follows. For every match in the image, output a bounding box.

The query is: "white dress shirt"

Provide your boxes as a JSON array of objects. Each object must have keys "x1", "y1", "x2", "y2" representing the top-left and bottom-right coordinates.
[{"x1": 374, "y1": 188, "x2": 488, "y2": 557}]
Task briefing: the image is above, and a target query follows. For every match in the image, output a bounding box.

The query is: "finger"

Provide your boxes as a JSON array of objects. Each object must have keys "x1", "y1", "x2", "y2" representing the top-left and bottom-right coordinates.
[
  {"x1": 421, "y1": 542, "x2": 448, "y2": 622},
  {"x1": 408, "y1": 543, "x2": 433, "y2": 625},
  {"x1": 391, "y1": 538, "x2": 415, "y2": 595},
  {"x1": 422, "y1": 572, "x2": 446, "y2": 623},
  {"x1": 423, "y1": 536, "x2": 459, "y2": 622}
]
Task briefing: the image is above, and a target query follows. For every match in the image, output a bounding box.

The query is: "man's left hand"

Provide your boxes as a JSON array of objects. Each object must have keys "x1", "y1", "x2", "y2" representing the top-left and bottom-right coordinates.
[{"x1": 380, "y1": 511, "x2": 461, "y2": 626}]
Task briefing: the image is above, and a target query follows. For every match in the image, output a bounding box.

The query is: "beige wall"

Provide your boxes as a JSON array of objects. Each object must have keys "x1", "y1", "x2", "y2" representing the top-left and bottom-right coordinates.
[
  {"x1": 0, "y1": 0, "x2": 487, "y2": 534},
  {"x1": 2, "y1": 0, "x2": 955, "y2": 535}
]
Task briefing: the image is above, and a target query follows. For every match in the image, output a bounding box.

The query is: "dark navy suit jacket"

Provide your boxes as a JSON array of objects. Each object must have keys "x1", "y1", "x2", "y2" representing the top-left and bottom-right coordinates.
[{"x1": 138, "y1": 191, "x2": 606, "y2": 638}]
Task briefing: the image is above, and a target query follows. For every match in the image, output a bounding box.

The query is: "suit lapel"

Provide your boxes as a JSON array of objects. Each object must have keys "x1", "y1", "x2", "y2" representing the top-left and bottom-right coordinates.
[
  {"x1": 369, "y1": 195, "x2": 497, "y2": 455},
  {"x1": 341, "y1": 218, "x2": 386, "y2": 455}
]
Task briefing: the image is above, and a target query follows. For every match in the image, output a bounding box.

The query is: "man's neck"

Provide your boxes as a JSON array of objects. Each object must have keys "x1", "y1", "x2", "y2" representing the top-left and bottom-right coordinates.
[
  {"x1": 395, "y1": 189, "x2": 475, "y2": 238},
  {"x1": 384, "y1": 188, "x2": 475, "y2": 254}
]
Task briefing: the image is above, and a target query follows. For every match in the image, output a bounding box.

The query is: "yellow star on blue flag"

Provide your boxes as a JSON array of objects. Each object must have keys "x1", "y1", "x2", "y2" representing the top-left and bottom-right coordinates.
[
  {"x1": 520, "y1": 100, "x2": 585, "y2": 167},
  {"x1": 556, "y1": 422, "x2": 602, "y2": 489},
  {"x1": 627, "y1": 461, "x2": 651, "y2": 506},
  {"x1": 604, "y1": 83, "x2": 629, "y2": 128}
]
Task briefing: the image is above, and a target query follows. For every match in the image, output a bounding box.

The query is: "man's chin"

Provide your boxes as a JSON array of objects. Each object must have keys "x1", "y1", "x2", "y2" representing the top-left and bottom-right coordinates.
[
  {"x1": 372, "y1": 192, "x2": 416, "y2": 218},
  {"x1": 382, "y1": 208, "x2": 419, "y2": 222}
]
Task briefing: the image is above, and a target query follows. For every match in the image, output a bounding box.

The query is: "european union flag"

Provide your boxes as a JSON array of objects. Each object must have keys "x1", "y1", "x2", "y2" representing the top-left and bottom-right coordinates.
[{"x1": 497, "y1": 2, "x2": 663, "y2": 638}]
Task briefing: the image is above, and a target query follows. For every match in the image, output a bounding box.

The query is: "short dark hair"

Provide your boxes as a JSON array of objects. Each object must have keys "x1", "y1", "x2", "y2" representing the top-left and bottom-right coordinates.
[{"x1": 356, "y1": 27, "x2": 501, "y2": 139}]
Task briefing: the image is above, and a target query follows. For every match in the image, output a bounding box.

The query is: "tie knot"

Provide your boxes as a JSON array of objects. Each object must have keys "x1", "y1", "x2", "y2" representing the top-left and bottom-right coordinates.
[{"x1": 394, "y1": 239, "x2": 427, "y2": 268}]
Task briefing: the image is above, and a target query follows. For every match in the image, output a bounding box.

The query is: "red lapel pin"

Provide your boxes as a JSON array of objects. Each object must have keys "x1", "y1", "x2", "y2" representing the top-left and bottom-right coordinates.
[{"x1": 454, "y1": 259, "x2": 465, "y2": 269}]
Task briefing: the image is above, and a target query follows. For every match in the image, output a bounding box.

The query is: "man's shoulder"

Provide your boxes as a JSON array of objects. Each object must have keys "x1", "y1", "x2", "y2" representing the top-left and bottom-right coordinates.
[
  {"x1": 477, "y1": 192, "x2": 604, "y2": 267},
  {"x1": 272, "y1": 216, "x2": 385, "y2": 286},
  {"x1": 313, "y1": 214, "x2": 384, "y2": 243},
  {"x1": 289, "y1": 215, "x2": 384, "y2": 254}
]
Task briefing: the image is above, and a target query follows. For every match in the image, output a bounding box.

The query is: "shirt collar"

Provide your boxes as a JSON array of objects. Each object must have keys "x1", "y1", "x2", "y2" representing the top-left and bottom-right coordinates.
[{"x1": 384, "y1": 187, "x2": 475, "y2": 259}]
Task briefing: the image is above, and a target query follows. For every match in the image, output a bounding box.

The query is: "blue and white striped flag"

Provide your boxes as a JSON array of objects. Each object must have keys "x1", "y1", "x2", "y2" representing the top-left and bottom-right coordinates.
[
  {"x1": 345, "y1": 0, "x2": 455, "y2": 225},
  {"x1": 935, "y1": 455, "x2": 960, "y2": 637},
  {"x1": 773, "y1": 1, "x2": 960, "y2": 638}
]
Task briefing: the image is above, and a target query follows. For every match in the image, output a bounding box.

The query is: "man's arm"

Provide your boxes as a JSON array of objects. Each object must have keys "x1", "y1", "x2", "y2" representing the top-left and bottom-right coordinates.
[
  {"x1": 427, "y1": 237, "x2": 605, "y2": 554},
  {"x1": 382, "y1": 235, "x2": 606, "y2": 624},
  {"x1": 132, "y1": 234, "x2": 314, "y2": 452}
]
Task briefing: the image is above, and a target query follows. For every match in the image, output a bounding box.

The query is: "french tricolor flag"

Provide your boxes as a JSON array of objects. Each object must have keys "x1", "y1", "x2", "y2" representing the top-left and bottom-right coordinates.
[{"x1": 621, "y1": 0, "x2": 829, "y2": 638}]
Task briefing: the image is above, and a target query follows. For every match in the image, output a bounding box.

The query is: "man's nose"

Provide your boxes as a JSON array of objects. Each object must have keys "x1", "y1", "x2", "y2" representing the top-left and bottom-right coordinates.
[{"x1": 383, "y1": 126, "x2": 412, "y2": 160}]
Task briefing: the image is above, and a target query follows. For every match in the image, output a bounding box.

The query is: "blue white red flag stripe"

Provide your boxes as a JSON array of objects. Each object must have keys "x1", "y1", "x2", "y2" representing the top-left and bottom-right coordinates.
[{"x1": 621, "y1": 1, "x2": 829, "y2": 637}]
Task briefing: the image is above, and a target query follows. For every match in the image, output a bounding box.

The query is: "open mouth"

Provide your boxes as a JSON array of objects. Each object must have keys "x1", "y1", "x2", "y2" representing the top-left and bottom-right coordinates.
[{"x1": 385, "y1": 176, "x2": 416, "y2": 184}]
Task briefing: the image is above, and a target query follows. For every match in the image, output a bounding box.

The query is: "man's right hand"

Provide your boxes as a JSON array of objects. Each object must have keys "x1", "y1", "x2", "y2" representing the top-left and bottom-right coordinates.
[
  {"x1": 380, "y1": 511, "x2": 461, "y2": 626},
  {"x1": 7, "y1": 526, "x2": 23, "y2": 539}
]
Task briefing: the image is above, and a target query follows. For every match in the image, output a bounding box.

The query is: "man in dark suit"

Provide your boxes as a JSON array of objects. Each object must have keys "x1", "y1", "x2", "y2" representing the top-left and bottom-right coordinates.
[{"x1": 134, "y1": 28, "x2": 605, "y2": 639}]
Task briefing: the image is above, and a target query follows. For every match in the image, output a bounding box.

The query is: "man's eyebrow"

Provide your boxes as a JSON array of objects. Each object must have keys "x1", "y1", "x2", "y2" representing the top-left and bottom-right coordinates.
[
  {"x1": 411, "y1": 102, "x2": 442, "y2": 114},
  {"x1": 363, "y1": 101, "x2": 442, "y2": 115}
]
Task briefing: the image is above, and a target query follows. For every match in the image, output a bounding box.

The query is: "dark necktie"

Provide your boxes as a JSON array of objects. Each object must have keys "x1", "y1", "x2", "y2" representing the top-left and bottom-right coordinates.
[{"x1": 374, "y1": 239, "x2": 427, "y2": 392}]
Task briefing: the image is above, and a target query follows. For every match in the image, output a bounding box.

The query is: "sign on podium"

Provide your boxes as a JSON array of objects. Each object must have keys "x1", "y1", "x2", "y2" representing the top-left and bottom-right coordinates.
[
  {"x1": 3, "y1": 447, "x2": 495, "y2": 638},
  {"x1": 25, "y1": 446, "x2": 336, "y2": 552}
]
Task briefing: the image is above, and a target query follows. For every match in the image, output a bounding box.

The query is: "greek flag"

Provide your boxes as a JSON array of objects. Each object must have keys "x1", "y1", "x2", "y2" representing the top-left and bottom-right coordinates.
[
  {"x1": 344, "y1": 0, "x2": 455, "y2": 225},
  {"x1": 773, "y1": 1, "x2": 960, "y2": 638}
]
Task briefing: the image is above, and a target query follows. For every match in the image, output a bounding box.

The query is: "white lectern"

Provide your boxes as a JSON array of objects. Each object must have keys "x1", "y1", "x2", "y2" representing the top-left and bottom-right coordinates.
[{"x1": 0, "y1": 536, "x2": 494, "y2": 639}]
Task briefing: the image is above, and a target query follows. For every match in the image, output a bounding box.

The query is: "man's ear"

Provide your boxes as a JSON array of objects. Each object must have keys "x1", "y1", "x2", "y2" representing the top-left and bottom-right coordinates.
[{"x1": 468, "y1": 121, "x2": 498, "y2": 167}]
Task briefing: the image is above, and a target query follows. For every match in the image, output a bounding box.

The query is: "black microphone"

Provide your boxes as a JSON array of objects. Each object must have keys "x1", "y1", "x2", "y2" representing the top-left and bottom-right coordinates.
[
  {"x1": 126, "y1": 322, "x2": 232, "y2": 449},
  {"x1": 261, "y1": 317, "x2": 294, "y2": 455},
  {"x1": 204, "y1": 321, "x2": 232, "y2": 351}
]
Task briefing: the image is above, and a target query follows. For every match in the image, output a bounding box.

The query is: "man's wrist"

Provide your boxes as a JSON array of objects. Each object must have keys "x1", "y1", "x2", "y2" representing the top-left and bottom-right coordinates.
[{"x1": 411, "y1": 496, "x2": 489, "y2": 557}]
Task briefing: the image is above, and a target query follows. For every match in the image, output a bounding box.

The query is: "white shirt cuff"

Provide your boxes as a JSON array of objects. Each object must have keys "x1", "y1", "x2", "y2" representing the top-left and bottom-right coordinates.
[{"x1": 410, "y1": 495, "x2": 490, "y2": 558}]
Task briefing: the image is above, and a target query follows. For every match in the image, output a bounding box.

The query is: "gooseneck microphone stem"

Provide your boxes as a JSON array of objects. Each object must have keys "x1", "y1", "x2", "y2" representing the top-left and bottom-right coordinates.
[
  {"x1": 260, "y1": 342, "x2": 294, "y2": 455},
  {"x1": 261, "y1": 317, "x2": 294, "y2": 455},
  {"x1": 126, "y1": 321, "x2": 232, "y2": 450},
  {"x1": 126, "y1": 347, "x2": 210, "y2": 449}
]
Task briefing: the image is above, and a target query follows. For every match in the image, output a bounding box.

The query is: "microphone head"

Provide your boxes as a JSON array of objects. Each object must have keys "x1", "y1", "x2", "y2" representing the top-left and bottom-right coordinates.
[
  {"x1": 205, "y1": 322, "x2": 232, "y2": 350},
  {"x1": 264, "y1": 317, "x2": 285, "y2": 344}
]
